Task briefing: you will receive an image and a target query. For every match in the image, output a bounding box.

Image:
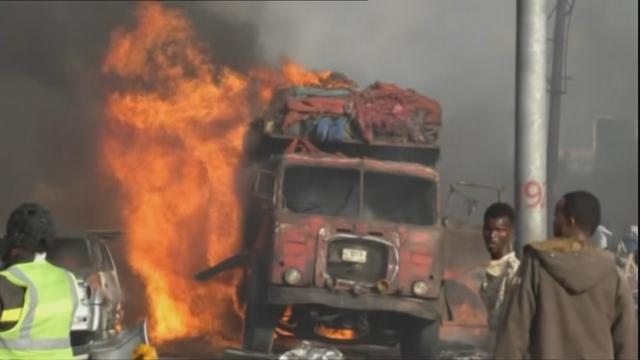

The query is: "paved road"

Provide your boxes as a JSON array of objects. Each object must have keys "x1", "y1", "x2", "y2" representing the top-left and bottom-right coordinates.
[{"x1": 160, "y1": 343, "x2": 489, "y2": 359}]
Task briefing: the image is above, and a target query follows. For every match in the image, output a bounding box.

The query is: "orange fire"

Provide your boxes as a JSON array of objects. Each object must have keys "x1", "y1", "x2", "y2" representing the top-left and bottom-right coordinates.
[
  {"x1": 315, "y1": 323, "x2": 357, "y2": 340},
  {"x1": 275, "y1": 305, "x2": 295, "y2": 338},
  {"x1": 101, "y1": 2, "x2": 342, "y2": 347},
  {"x1": 102, "y1": 2, "x2": 247, "y2": 346},
  {"x1": 250, "y1": 60, "x2": 356, "y2": 105}
]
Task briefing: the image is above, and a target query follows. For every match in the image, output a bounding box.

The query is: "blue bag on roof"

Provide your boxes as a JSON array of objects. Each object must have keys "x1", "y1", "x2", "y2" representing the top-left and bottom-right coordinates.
[{"x1": 311, "y1": 117, "x2": 350, "y2": 143}]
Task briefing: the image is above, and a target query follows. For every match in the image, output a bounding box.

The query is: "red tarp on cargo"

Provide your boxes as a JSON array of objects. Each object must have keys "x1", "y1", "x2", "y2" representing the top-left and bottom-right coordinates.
[
  {"x1": 265, "y1": 81, "x2": 442, "y2": 146},
  {"x1": 283, "y1": 97, "x2": 348, "y2": 127},
  {"x1": 354, "y1": 82, "x2": 442, "y2": 143}
]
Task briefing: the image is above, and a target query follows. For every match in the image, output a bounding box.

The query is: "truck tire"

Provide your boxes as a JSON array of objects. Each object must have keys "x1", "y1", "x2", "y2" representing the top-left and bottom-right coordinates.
[{"x1": 400, "y1": 318, "x2": 440, "y2": 359}]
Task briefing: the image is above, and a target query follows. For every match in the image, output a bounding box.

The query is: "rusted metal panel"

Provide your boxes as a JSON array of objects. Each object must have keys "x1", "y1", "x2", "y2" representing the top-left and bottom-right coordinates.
[
  {"x1": 267, "y1": 153, "x2": 444, "y2": 307},
  {"x1": 441, "y1": 224, "x2": 491, "y2": 345},
  {"x1": 270, "y1": 210, "x2": 444, "y2": 302},
  {"x1": 396, "y1": 227, "x2": 443, "y2": 299},
  {"x1": 267, "y1": 286, "x2": 440, "y2": 320},
  {"x1": 282, "y1": 153, "x2": 439, "y2": 180}
]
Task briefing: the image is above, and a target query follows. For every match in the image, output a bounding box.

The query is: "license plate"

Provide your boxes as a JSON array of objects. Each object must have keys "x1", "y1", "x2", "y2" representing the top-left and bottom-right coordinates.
[{"x1": 341, "y1": 248, "x2": 367, "y2": 263}]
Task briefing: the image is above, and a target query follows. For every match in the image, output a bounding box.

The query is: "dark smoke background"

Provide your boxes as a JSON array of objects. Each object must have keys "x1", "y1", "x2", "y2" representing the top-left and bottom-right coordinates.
[
  {"x1": 0, "y1": 1, "x2": 269, "y2": 336},
  {"x1": 0, "y1": 2, "x2": 269, "y2": 233},
  {"x1": 0, "y1": 0, "x2": 636, "y2": 267},
  {"x1": 0, "y1": 2, "x2": 127, "y2": 232},
  {"x1": 2, "y1": 1, "x2": 636, "y2": 238},
  {"x1": 212, "y1": 0, "x2": 637, "y2": 234}
]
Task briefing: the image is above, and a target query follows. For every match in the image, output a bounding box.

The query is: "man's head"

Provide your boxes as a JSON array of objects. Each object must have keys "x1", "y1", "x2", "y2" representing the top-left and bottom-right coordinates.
[
  {"x1": 483, "y1": 202, "x2": 515, "y2": 260},
  {"x1": 553, "y1": 191, "x2": 600, "y2": 240},
  {"x1": 2, "y1": 203, "x2": 55, "y2": 262}
]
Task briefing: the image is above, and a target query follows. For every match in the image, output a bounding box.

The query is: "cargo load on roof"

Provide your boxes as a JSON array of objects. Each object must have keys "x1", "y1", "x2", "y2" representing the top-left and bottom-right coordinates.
[{"x1": 260, "y1": 81, "x2": 442, "y2": 148}]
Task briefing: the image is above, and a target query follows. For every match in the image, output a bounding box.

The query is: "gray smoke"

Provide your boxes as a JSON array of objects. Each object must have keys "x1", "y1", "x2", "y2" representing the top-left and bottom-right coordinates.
[
  {"x1": 0, "y1": 1, "x2": 637, "y2": 237},
  {"x1": 0, "y1": 1, "x2": 270, "y2": 334},
  {"x1": 205, "y1": 0, "x2": 638, "y2": 232},
  {"x1": 0, "y1": 2, "x2": 266, "y2": 233},
  {"x1": 0, "y1": 2, "x2": 130, "y2": 233}
]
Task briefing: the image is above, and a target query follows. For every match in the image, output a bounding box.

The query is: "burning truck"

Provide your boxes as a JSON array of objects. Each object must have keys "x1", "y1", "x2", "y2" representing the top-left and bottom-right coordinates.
[
  {"x1": 196, "y1": 80, "x2": 465, "y2": 358},
  {"x1": 99, "y1": 3, "x2": 491, "y2": 355}
]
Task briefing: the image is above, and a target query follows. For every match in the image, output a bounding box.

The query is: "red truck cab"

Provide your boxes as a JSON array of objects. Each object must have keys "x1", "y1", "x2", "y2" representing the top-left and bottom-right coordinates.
[
  {"x1": 241, "y1": 138, "x2": 445, "y2": 358},
  {"x1": 200, "y1": 82, "x2": 456, "y2": 358}
]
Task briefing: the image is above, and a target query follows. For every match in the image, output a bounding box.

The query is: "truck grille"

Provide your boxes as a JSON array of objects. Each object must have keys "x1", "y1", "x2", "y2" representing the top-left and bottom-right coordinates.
[{"x1": 326, "y1": 237, "x2": 389, "y2": 284}]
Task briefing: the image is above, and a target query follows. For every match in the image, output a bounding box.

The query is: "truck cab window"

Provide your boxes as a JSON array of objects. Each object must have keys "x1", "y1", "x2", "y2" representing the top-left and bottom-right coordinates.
[
  {"x1": 283, "y1": 166, "x2": 359, "y2": 218},
  {"x1": 363, "y1": 172, "x2": 436, "y2": 226}
]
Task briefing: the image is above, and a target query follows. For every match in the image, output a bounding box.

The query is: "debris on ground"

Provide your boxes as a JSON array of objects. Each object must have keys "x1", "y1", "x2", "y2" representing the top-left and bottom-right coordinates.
[
  {"x1": 437, "y1": 349, "x2": 490, "y2": 360},
  {"x1": 278, "y1": 341, "x2": 344, "y2": 360}
]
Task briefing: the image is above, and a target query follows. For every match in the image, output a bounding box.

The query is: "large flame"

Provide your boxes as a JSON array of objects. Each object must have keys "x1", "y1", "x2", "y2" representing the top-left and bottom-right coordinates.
[
  {"x1": 102, "y1": 3, "x2": 248, "y2": 345},
  {"x1": 250, "y1": 61, "x2": 355, "y2": 105},
  {"x1": 101, "y1": 2, "x2": 341, "y2": 346}
]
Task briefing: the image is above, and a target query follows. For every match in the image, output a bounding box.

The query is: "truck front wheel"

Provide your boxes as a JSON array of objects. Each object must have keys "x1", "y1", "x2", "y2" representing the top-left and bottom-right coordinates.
[{"x1": 399, "y1": 318, "x2": 440, "y2": 359}]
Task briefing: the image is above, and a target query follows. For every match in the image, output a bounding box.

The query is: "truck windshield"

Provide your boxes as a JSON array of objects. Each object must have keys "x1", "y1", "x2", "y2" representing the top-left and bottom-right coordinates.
[
  {"x1": 363, "y1": 172, "x2": 436, "y2": 226},
  {"x1": 283, "y1": 166, "x2": 359, "y2": 217},
  {"x1": 283, "y1": 165, "x2": 436, "y2": 226}
]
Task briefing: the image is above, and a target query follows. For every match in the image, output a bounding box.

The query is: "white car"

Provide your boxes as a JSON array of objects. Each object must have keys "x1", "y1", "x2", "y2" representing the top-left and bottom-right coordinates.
[{"x1": 48, "y1": 231, "x2": 124, "y2": 358}]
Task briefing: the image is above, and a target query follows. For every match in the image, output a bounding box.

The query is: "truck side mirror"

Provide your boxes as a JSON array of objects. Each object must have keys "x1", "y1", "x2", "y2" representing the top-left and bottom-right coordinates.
[{"x1": 254, "y1": 170, "x2": 276, "y2": 202}]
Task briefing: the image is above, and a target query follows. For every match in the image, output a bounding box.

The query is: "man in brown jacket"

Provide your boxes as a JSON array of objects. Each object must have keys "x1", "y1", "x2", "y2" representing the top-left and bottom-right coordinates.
[{"x1": 495, "y1": 190, "x2": 637, "y2": 359}]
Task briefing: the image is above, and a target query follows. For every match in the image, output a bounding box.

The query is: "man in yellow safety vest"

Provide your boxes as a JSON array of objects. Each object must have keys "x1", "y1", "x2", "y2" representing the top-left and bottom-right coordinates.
[{"x1": 0, "y1": 203, "x2": 78, "y2": 359}]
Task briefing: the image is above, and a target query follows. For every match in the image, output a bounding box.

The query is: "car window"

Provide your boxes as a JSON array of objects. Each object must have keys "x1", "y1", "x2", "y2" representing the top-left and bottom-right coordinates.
[{"x1": 48, "y1": 238, "x2": 95, "y2": 275}]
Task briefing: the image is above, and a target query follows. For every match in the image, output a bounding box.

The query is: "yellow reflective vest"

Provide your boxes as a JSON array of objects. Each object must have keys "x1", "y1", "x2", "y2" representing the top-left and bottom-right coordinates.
[{"x1": 0, "y1": 260, "x2": 78, "y2": 359}]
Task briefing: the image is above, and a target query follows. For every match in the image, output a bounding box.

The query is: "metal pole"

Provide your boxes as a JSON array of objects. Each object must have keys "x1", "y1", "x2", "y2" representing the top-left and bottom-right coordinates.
[
  {"x1": 516, "y1": 0, "x2": 548, "y2": 253},
  {"x1": 547, "y1": 0, "x2": 570, "y2": 235}
]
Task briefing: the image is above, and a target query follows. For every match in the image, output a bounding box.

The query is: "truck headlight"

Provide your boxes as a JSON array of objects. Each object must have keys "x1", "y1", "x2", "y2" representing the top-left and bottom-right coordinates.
[
  {"x1": 376, "y1": 279, "x2": 391, "y2": 293},
  {"x1": 284, "y1": 268, "x2": 302, "y2": 285},
  {"x1": 412, "y1": 281, "x2": 429, "y2": 297}
]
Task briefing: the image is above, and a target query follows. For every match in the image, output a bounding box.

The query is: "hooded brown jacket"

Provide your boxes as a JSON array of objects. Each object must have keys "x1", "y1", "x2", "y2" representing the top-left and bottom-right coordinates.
[{"x1": 494, "y1": 238, "x2": 637, "y2": 360}]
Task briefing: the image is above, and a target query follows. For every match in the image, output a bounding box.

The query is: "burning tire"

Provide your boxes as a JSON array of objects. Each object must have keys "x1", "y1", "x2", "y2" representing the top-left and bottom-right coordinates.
[{"x1": 400, "y1": 318, "x2": 440, "y2": 359}]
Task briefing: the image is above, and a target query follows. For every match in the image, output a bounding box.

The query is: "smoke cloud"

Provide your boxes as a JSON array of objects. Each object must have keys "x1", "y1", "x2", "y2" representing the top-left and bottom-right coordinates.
[
  {"x1": 203, "y1": 0, "x2": 637, "y2": 229},
  {"x1": 0, "y1": 2, "x2": 266, "y2": 232},
  {"x1": 0, "y1": 1, "x2": 637, "y2": 238}
]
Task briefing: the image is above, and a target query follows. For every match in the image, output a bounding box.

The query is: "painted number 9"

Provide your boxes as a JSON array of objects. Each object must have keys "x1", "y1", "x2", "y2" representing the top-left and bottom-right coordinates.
[{"x1": 524, "y1": 180, "x2": 545, "y2": 209}]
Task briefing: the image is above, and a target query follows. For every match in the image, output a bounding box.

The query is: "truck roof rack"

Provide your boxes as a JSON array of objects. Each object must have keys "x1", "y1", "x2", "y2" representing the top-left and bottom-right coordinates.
[{"x1": 251, "y1": 133, "x2": 440, "y2": 168}]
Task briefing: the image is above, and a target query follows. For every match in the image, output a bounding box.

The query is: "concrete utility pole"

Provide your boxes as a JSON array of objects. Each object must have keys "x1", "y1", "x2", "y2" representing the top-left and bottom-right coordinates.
[
  {"x1": 515, "y1": 0, "x2": 548, "y2": 253},
  {"x1": 547, "y1": 0, "x2": 574, "y2": 235}
]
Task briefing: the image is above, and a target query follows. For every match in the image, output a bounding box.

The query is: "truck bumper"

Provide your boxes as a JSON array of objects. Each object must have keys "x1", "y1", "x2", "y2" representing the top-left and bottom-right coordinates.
[{"x1": 267, "y1": 285, "x2": 440, "y2": 321}]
